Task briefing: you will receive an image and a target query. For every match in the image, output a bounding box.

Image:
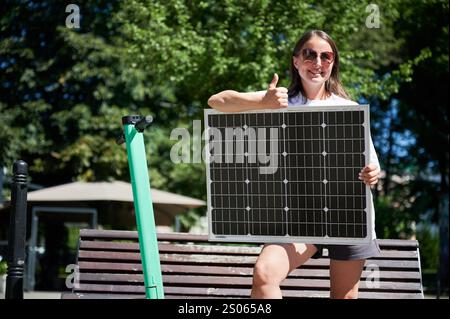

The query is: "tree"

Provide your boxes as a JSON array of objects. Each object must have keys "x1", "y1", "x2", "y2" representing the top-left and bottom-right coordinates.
[
  {"x1": 392, "y1": 0, "x2": 449, "y2": 295},
  {"x1": 1, "y1": 1, "x2": 445, "y2": 247},
  {"x1": 0, "y1": 0, "x2": 402, "y2": 186},
  {"x1": 1, "y1": 1, "x2": 131, "y2": 185}
]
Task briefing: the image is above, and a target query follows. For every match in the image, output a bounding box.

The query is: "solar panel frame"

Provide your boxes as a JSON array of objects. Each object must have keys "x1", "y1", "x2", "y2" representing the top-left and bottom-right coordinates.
[{"x1": 204, "y1": 105, "x2": 374, "y2": 245}]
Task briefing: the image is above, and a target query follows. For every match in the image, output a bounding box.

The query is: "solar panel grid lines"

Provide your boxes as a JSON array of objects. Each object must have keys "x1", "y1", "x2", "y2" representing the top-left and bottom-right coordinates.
[{"x1": 205, "y1": 105, "x2": 374, "y2": 245}]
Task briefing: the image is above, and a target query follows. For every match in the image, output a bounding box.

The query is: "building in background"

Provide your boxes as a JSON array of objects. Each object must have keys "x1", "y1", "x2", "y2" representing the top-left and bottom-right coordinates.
[{"x1": 0, "y1": 181, "x2": 205, "y2": 291}]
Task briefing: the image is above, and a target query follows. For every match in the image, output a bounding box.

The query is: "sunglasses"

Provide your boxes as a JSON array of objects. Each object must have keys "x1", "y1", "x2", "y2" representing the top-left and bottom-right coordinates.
[{"x1": 301, "y1": 48, "x2": 335, "y2": 64}]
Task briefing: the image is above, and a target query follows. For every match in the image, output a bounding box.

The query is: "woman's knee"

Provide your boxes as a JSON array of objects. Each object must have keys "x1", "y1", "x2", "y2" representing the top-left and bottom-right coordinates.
[
  {"x1": 253, "y1": 259, "x2": 283, "y2": 286},
  {"x1": 252, "y1": 250, "x2": 289, "y2": 286}
]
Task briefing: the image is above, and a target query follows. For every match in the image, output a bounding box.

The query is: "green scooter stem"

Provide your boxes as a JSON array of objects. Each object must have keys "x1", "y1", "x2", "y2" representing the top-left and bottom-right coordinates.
[{"x1": 123, "y1": 118, "x2": 164, "y2": 299}]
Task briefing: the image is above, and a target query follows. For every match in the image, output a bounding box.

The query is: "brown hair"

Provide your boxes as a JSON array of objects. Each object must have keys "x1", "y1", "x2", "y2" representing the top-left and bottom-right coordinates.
[{"x1": 288, "y1": 30, "x2": 350, "y2": 102}]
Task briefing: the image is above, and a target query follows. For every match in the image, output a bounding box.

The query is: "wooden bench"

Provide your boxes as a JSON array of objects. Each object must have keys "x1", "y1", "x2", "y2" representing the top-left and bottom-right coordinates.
[{"x1": 62, "y1": 229, "x2": 424, "y2": 299}]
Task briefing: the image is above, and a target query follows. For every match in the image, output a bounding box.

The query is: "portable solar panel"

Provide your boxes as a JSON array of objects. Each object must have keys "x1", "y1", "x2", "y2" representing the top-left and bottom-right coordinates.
[{"x1": 204, "y1": 105, "x2": 374, "y2": 245}]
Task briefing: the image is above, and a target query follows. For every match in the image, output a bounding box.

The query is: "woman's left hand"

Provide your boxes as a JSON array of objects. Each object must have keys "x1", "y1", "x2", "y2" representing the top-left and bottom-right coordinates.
[{"x1": 359, "y1": 164, "x2": 380, "y2": 186}]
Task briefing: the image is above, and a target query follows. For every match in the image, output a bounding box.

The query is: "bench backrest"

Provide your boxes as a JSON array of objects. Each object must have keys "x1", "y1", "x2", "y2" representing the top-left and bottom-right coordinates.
[{"x1": 62, "y1": 229, "x2": 424, "y2": 299}]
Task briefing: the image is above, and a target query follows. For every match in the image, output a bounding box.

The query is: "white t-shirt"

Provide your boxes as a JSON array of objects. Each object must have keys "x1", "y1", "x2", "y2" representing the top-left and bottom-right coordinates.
[
  {"x1": 288, "y1": 92, "x2": 380, "y2": 167},
  {"x1": 289, "y1": 93, "x2": 379, "y2": 240}
]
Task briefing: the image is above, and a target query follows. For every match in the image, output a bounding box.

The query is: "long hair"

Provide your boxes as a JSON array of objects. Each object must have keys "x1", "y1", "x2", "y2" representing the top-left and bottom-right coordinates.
[{"x1": 288, "y1": 30, "x2": 350, "y2": 102}]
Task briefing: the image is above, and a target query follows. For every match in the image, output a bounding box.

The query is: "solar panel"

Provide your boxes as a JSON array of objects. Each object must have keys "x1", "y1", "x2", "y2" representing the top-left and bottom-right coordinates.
[{"x1": 204, "y1": 105, "x2": 374, "y2": 245}]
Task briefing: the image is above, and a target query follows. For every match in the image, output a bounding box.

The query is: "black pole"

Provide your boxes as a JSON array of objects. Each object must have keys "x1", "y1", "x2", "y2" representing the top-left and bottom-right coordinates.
[{"x1": 5, "y1": 160, "x2": 28, "y2": 299}]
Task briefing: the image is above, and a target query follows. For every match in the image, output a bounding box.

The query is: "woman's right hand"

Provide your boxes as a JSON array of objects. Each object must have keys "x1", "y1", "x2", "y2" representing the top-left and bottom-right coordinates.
[
  {"x1": 261, "y1": 73, "x2": 288, "y2": 109},
  {"x1": 207, "y1": 73, "x2": 288, "y2": 112}
]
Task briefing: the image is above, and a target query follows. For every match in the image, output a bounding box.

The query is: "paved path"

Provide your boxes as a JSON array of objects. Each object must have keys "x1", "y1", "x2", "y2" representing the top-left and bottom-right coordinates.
[{"x1": 0, "y1": 291, "x2": 61, "y2": 299}]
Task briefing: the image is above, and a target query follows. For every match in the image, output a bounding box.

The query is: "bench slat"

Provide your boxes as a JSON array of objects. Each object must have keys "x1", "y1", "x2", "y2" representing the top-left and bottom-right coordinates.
[
  {"x1": 79, "y1": 241, "x2": 419, "y2": 259},
  {"x1": 78, "y1": 249, "x2": 420, "y2": 269},
  {"x1": 80, "y1": 273, "x2": 143, "y2": 283},
  {"x1": 63, "y1": 290, "x2": 423, "y2": 300},
  {"x1": 78, "y1": 261, "x2": 142, "y2": 272},
  {"x1": 162, "y1": 254, "x2": 421, "y2": 269},
  {"x1": 76, "y1": 272, "x2": 422, "y2": 292},
  {"x1": 72, "y1": 284, "x2": 422, "y2": 299},
  {"x1": 79, "y1": 229, "x2": 419, "y2": 248},
  {"x1": 76, "y1": 264, "x2": 422, "y2": 284},
  {"x1": 80, "y1": 241, "x2": 140, "y2": 251},
  {"x1": 62, "y1": 292, "x2": 145, "y2": 299},
  {"x1": 162, "y1": 264, "x2": 422, "y2": 280},
  {"x1": 76, "y1": 283, "x2": 145, "y2": 293},
  {"x1": 79, "y1": 250, "x2": 141, "y2": 261},
  {"x1": 79, "y1": 229, "x2": 209, "y2": 243},
  {"x1": 163, "y1": 286, "x2": 423, "y2": 299}
]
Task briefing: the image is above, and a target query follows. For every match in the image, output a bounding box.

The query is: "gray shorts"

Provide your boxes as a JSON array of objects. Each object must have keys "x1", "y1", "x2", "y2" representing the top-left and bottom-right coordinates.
[{"x1": 312, "y1": 239, "x2": 381, "y2": 261}]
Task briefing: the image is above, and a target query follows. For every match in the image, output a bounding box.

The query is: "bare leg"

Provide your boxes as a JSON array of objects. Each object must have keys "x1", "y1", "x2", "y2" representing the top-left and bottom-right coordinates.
[
  {"x1": 251, "y1": 243, "x2": 318, "y2": 299},
  {"x1": 330, "y1": 259, "x2": 365, "y2": 299}
]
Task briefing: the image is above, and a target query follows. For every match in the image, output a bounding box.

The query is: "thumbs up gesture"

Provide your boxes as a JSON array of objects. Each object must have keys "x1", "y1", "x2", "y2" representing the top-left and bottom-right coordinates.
[{"x1": 262, "y1": 73, "x2": 288, "y2": 109}]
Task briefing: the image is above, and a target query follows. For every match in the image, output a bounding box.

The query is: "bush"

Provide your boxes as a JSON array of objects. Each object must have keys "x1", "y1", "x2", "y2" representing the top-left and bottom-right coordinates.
[
  {"x1": 374, "y1": 196, "x2": 418, "y2": 239},
  {"x1": 0, "y1": 261, "x2": 7, "y2": 275},
  {"x1": 416, "y1": 224, "x2": 439, "y2": 271}
]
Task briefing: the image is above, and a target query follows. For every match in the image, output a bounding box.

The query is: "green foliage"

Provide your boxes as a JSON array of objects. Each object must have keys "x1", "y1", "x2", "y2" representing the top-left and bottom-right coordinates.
[
  {"x1": 177, "y1": 209, "x2": 203, "y2": 232},
  {"x1": 115, "y1": 0, "x2": 423, "y2": 106},
  {"x1": 0, "y1": 0, "x2": 447, "y2": 239},
  {"x1": 0, "y1": 261, "x2": 7, "y2": 275},
  {"x1": 374, "y1": 195, "x2": 417, "y2": 239},
  {"x1": 416, "y1": 225, "x2": 439, "y2": 271}
]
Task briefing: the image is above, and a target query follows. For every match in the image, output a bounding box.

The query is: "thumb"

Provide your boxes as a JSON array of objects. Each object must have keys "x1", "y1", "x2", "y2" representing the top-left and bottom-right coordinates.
[{"x1": 268, "y1": 73, "x2": 279, "y2": 89}]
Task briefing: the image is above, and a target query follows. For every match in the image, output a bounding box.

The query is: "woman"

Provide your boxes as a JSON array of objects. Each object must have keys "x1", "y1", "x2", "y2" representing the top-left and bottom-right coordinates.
[{"x1": 207, "y1": 30, "x2": 381, "y2": 299}]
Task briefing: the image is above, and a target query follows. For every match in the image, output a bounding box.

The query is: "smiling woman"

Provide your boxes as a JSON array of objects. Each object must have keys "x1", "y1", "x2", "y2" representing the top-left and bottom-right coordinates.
[
  {"x1": 288, "y1": 29, "x2": 350, "y2": 103},
  {"x1": 207, "y1": 29, "x2": 382, "y2": 299}
]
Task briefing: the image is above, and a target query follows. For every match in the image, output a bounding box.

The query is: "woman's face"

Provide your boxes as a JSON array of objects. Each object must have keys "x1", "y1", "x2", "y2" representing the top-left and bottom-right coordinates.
[{"x1": 293, "y1": 36, "x2": 335, "y2": 87}]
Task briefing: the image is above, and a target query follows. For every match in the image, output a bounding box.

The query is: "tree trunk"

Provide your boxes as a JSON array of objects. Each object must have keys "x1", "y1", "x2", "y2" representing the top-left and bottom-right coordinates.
[
  {"x1": 383, "y1": 102, "x2": 395, "y2": 196},
  {"x1": 438, "y1": 157, "x2": 449, "y2": 298}
]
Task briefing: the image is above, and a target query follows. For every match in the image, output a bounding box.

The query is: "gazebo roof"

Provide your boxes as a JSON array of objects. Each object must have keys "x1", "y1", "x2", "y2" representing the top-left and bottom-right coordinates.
[{"x1": 25, "y1": 181, "x2": 205, "y2": 208}]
